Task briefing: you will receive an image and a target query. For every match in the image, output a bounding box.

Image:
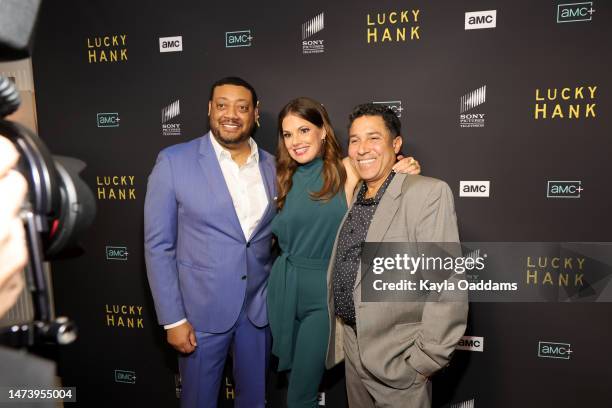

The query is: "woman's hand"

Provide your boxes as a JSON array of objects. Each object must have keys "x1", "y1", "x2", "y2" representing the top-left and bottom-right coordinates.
[{"x1": 393, "y1": 155, "x2": 421, "y2": 175}]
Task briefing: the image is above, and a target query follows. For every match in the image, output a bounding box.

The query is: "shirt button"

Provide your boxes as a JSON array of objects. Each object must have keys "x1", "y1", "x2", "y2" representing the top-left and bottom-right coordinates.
[
  {"x1": 246, "y1": 242, "x2": 251, "y2": 248},
  {"x1": 241, "y1": 275, "x2": 247, "y2": 280}
]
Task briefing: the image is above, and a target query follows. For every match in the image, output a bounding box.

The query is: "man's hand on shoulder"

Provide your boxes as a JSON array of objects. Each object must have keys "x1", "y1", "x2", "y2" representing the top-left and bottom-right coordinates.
[{"x1": 167, "y1": 321, "x2": 197, "y2": 354}]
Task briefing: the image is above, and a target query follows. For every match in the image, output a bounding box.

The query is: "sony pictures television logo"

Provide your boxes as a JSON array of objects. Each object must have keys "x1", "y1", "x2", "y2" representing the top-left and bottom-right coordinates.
[
  {"x1": 159, "y1": 36, "x2": 183, "y2": 52},
  {"x1": 115, "y1": 370, "x2": 136, "y2": 384},
  {"x1": 465, "y1": 10, "x2": 497, "y2": 30},
  {"x1": 448, "y1": 399, "x2": 475, "y2": 408},
  {"x1": 464, "y1": 249, "x2": 482, "y2": 283},
  {"x1": 459, "y1": 86, "x2": 486, "y2": 128},
  {"x1": 557, "y1": 2, "x2": 595, "y2": 23},
  {"x1": 97, "y1": 112, "x2": 120, "y2": 128},
  {"x1": 373, "y1": 101, "x2": 403, "y2": 117},
  {"x1": 162, "y1": 100, "x2": 181, "y2": 136},
  {"x1": 547, "y1": 181, "x2": 583, "y2": 198},
  {"x1": 538, "y1": 341, "x2": 572, "y2": 359},
  {"x1": 302, "y1": 12, "x2": 325, "y2": 54},
  {"x1": 226, "y1": 30, "x2": 253, "y2": 48}
]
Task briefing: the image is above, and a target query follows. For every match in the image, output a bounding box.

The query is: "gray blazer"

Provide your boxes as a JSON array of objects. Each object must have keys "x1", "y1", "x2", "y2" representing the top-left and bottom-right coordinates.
[{"x1": 325, "y1": 173, "x2": 468, "y2": 389}]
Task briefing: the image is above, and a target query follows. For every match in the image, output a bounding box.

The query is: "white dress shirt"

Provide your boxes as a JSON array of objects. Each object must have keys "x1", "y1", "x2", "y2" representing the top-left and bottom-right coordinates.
[
  {"x1": 210, "y1": 135, "x2": 269, "y2": 240},
  {"x1": 164, "y1": 134, "x2": 269, "y2": 330}
]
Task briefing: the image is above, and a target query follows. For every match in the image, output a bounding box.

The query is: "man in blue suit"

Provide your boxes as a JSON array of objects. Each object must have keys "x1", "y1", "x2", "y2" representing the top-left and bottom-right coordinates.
[{"x1": 144, "y1": 77, "x2": 276, "y2": 408}]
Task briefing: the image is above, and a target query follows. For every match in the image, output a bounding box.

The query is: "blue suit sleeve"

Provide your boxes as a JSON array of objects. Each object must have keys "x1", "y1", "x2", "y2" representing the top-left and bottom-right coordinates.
[{"x1": 144, "y1": 151, "x2": 186, "y2": 326}]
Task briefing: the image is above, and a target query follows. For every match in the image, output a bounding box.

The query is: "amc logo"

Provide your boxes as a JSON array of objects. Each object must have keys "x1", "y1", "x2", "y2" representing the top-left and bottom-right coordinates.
[
  {"x1": 97, "y1": 113, "x2": 120, "y2": 128},
  {"x1": 159, "y1": 36, "x2": 183, "y2": 52},
  {"x1": 456, "y1": 336, "x2": 484, "y2": 352},
  {"x1": 115, "y1": 369, "x2": 136, "y2": 384},
  {"x1": 538, "y1": 341, "x2": 572, "y2": 359},
  {"x1": 547, "y1": 181, "x2": 582, "y2": 198},
  {"x1": 225, "y1": 30, "x2": 253, "y2": 48},
  {"x1": 459, "y1": 181, "x2": 490, "y2": 197},
  {"x1": 465, "y1": 10, "x2": 497, "y2": 30},
  {"x1": 106, "y1": 246, "x2": 128, "y2": 261},
  {"x1": 557, "y1": 2, "x2": 594, "y2": 23}
]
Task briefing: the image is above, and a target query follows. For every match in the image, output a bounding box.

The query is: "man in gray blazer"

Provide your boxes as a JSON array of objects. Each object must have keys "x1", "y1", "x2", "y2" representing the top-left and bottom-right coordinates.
[{"x1": 326, "y1": 103, "x2": 468, "y2": 407}]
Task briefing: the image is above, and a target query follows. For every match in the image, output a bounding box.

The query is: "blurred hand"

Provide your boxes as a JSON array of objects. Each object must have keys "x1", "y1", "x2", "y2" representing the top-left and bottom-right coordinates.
[
  {"x1": 393, "y1": 155, "x2": 421, "y2": 175},
  {"x1": 0, "y1": 136, "x2": 28, "y2": 317},
  {"x1": 167, "y1": 321, "x2": 197, "y2": 354}
]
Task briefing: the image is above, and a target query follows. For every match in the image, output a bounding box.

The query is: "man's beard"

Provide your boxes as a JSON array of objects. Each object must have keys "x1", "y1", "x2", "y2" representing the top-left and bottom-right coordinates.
[{"x1": 209, "y1": 120, "x2": 255, "y2": 146}]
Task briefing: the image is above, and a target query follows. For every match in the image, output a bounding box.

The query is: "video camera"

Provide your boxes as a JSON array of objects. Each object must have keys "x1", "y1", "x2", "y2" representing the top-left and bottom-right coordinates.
[{"x1": 0, "y1": 0, "x2": 96, "y2": 348}]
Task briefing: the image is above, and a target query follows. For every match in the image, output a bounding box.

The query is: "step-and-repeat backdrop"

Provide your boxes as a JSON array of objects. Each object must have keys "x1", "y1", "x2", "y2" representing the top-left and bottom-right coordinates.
[{"x1": 31, "y1": 0, "x2": 610, "y2": 406}]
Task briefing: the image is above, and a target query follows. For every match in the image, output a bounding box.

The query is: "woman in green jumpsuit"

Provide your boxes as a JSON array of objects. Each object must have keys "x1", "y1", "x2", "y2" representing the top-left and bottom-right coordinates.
[{"x1": 267, "y1": 97, "x2": 419, "y2": 408}]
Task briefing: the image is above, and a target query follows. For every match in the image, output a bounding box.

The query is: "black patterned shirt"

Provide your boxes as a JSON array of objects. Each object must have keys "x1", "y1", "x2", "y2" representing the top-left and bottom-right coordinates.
[{"x1": 333, "y1": 171, "x2": 396, "y2": 326}]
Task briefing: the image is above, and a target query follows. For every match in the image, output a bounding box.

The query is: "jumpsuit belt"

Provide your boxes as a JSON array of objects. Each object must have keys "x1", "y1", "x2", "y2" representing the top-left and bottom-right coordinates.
[{"x1": 267, "y1": 252, "x2": 329, "y2": 371}]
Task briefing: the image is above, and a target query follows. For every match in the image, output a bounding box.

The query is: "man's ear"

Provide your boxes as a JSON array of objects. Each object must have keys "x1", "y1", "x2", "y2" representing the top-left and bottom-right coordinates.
[
  {"x1": 208, "y1": 101, "x2": 211, "y2": 117},
  {"x1": 393, "y1": 136, "x2": 403, "y2": 154},
  {"x1": 254, "y1": 101, "x2": 260, "y2": 126}
]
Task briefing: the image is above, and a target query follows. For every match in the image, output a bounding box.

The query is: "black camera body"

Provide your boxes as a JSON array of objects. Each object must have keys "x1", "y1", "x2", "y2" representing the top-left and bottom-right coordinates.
[{"x1": 0, "y1": 0, "x2": 96, "y2": 347}]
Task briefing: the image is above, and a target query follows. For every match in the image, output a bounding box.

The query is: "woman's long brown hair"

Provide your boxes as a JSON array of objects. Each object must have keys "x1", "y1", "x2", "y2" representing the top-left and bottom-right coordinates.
[{"x1": 276, "y1": 97, "x2": 346, "y2": 210}]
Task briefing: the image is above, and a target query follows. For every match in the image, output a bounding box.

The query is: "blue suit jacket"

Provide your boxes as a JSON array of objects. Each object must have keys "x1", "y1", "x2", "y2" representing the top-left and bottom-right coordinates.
[{"x1": 144, "y1": 132, "x2": 276, "y2": 333}]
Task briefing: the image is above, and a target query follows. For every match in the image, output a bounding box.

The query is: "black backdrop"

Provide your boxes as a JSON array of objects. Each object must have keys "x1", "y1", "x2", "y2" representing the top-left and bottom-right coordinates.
[{"x1": 30, "y1": 0, "x2": 611, "y2": 406}]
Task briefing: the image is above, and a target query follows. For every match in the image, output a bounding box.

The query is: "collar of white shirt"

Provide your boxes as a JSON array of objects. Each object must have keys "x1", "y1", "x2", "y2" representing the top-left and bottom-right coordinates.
[{"x1": 209, "y1": 132, "x2": 260, "y2": 166}]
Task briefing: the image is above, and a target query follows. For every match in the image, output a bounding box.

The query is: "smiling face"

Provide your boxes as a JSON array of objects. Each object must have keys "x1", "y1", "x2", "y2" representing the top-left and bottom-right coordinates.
[
  {"x1": 348, "y1": 115, "x2": 402, "y2": 190},
  {"x1": 281, "y1": 114, "x2": 326, "y2": 164},
  {"x1": 208, "y1": 84, "x2": 258, "y2": 147}
]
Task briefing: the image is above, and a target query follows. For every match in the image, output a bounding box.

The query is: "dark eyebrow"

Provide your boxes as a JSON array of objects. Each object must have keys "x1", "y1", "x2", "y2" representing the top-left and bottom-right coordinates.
[
  {"x1": 214, "y1": 97, "x2": 250, "y2": 103},
  {"x1": 349, "y1": 131, "x2": 381, "y2": 138}
]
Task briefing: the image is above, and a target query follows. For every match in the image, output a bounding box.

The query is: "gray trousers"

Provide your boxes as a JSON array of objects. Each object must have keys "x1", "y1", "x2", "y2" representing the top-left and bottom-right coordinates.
[{"x1": 343, "y1": 324, "x2": 432, "y2": 408}]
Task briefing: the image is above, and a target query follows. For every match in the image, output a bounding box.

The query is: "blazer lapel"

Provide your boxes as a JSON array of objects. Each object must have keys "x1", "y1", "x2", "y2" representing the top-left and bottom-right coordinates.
[
  {"x1": 354, "y1": 173, "x2": 406, "y2": 290},
  {"x1": 326, "y1": 182, "x2": 362, "y2": 292},
  {"x1": 326, "y1": 197, "x2": 355, "y2": 291},
  {"x1": 198, "y1": 133, "x2": 245, "y2": 242},
  {"x1": 326, "y1": 184, "x2": 360, "y2": 320},
  {"x1": 249, "y1": 150, "x2": 276, "y2": 240}
]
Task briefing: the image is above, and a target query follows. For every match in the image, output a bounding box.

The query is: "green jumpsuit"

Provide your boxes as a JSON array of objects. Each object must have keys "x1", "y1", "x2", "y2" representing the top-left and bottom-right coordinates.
[{"x1": 267, "y1": 157, "x2": 347, "y2": 408}]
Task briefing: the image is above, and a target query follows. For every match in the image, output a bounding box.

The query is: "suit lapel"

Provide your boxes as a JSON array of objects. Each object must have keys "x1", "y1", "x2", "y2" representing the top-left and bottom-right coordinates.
[
  {"x1": 327, "y1": 198, "x2": 354, "y2": 292},
  {"x1": 198, "y1": 133, "x2": 245, "y2": 241},
  {"x1": 250, "y1": 152, "x2": 276, "y2": 239},
  {"x1": 354, "y1": 173, "x2": 407, "y2": 290},
  {"x1": 326, "y1": 182, "x2": 362, "y2": 294}
]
